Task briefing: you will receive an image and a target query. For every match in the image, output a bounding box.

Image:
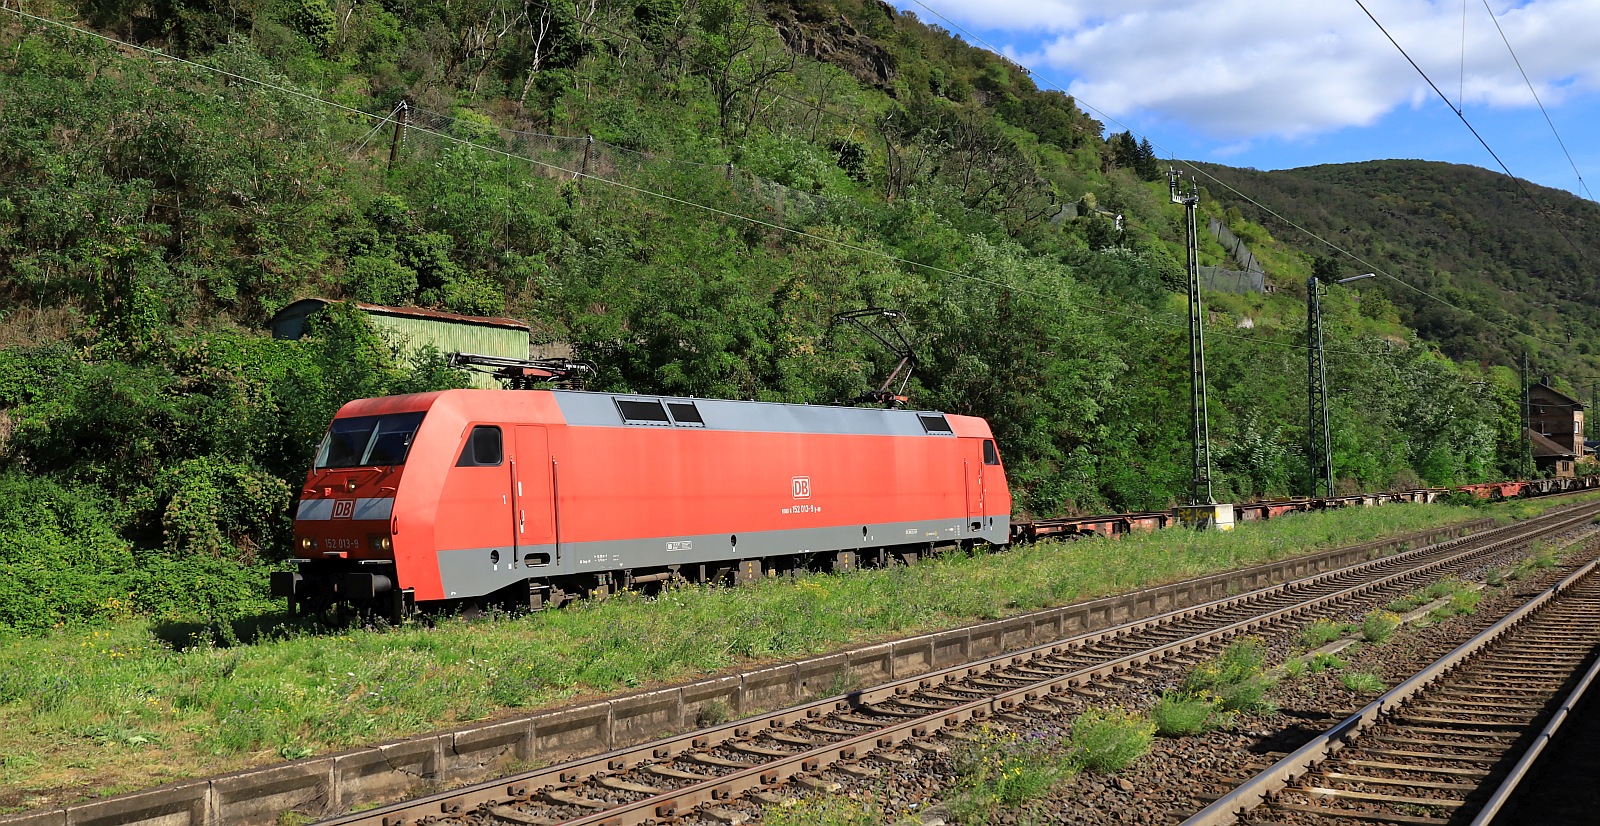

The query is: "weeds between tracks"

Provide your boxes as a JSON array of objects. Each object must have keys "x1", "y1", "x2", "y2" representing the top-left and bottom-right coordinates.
[{"x1": 1, "y1": 495, "x2": 1595, "y2": 810}]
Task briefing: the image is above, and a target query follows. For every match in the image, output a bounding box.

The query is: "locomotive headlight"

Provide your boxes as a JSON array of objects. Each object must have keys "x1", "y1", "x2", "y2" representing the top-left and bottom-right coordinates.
[
  {"x1": 375, "y1": 536, "x2": 393, "y2": 551},
  {"x1": 299, "y1": 536, "x2": 314, "y2": 551}
]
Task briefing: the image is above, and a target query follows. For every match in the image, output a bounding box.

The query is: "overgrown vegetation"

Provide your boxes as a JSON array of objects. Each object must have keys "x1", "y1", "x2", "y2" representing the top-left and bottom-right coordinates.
[
  {"x1": 0, "y1": 306, "x2": 464, "y2": 631},
  {"x1": 1149, "y1": 636, "x2": 1282, "y2": 739},
  {"x1": 1309, "y1": 652, "x2": 1348, "y2": 673},
  {"x1": 0, "y1": 0, "x2": 1578, "y2": 638},
  {"x1": 4, "y1": 500, "x2": 1527, "y2": 803},
  {"x1": 763, "y1": 793, "x2": 893, "y2": 826},
  {"x1": 1493, "y1": 534, "x2": 1588, "y2": 585},
  {"x1": 1181, "y1": 637, "x2": 1278, "y2": 715},
  {"x1": 1299, "y1": 618, "x2": 1353, "y2": 649},
  {"x1": 946, "y1": 707, "x2": 1154, "y2": 824},
  {"x1": 1385, "y1": 577, "x2": 1471, "y2": 613},
  {"x1": 1066, "y1": 707, "x2": 1155, "y2": 773},
  {"x1": 1360, "y1": 610, "x2": 1402, "y2": 644},
  {"x1": 1429, "y1": 590, "x2": 1481, "y2": 620},
  {"x1": 1148, "y1": 691, "x2": 1218, "y2": 737},
  {"x1": 947, "y1": 727, "x2": 1070, "y2": 824},
  {"x1": 1340, "y1": 671, "x2": 1386, "y2": 694}
]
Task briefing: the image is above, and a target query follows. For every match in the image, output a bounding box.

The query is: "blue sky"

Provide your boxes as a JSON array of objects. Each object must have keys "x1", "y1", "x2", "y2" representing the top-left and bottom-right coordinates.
[{"x1": 891, "y1": 0, "x2": 1600, "y2": 199}]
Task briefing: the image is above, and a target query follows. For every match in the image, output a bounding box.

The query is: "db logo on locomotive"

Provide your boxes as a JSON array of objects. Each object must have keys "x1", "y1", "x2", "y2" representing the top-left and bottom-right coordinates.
[
  {"x1": 331, "y1": 499, "x2": 356, "y2": 519},
  {"x1": 792, "y1": 476, "x2": 811, "y2": 499}
]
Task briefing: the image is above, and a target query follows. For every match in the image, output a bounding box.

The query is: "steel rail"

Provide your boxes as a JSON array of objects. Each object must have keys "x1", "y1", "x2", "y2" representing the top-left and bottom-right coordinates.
[
  {"x1": 1181, "y1": 541, "x2": 1600, "y2": 826},
  {"x1": 1468, "y1": 604, "x2": 1600, "y2": 824},
  {"x1": 320, "y1": 503, "x2": 1600, "y2": 826},
  {"x1": 547, "y1": 507, "x2": 1600, "y2": 826}
]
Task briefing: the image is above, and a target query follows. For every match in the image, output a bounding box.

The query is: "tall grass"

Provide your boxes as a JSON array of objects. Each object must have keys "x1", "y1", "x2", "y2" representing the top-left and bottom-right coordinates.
[
  {"x1": 1299, "y1": 618, "x2": 1352, "y2": 648},
  {"x1": 1149, "y1": 691, "x2": 1216, "y2": 736},
  {"x1": 1340, "y1": 672, "x2": 1386, "y2": 694},
  {"x1": 0, "y1": 497, "x2": 1568, "y2": 803},
  {"x1": 763, "y1": 794, "x2": 888, "y2": 826},
  {"x1": 1361, "y1": 610, "x2": 1402, "y2": 644},
  {"x1": 1067, "y1": 707, "x2": 1156, "y2": 772},
  {"x1": 1182, "y1": 638, "x2": 1279, "y2": 715},
  {"x1": 947, "y1": 726, "x2": 1071, "y2": 824}
]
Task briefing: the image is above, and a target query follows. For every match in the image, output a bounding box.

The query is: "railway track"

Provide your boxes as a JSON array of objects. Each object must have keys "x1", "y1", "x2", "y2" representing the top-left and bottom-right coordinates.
[
  {"x1": 319, "y1": 502, "x2": 1600, "y2": 826},
  {"x1": 1183, "y1": 538, "x2": 1600, "y2": 826}
]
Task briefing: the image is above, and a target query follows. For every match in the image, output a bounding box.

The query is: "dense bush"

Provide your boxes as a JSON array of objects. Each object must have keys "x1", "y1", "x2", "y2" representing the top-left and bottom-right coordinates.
[
  {"x1": 0, "y1": 304, "x2": 462, "y2": 631},
  {"x1": 0, "y1": 0, "x2": 1571, "y2": 629}
]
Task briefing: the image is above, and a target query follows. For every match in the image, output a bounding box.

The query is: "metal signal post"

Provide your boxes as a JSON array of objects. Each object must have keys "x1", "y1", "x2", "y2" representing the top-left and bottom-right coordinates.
[
  {"x1": 1306, "y1": 272, "x2": 1374, "y2": 496},
  {"x1": 1170, "y1": 169, "x2": 1213, "y2": 505},
  {"x1": 1306, "y1": 277, "x2": 1333, "y2": 497}
]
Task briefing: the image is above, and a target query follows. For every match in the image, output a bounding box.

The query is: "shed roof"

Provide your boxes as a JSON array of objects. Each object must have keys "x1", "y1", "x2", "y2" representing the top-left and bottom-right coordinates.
[
  {"x1": 1527, "y1": 428, "x2": 1577, "y2": 459},
  {"x1": 272, "y1": 298, "x2": 530, "y2": 332}
]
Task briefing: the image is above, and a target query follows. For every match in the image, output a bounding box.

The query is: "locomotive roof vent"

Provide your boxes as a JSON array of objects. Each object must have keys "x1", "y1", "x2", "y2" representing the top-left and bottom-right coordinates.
[{"x1": 617, "y1": 399, "x2": 672, "y2": 426}]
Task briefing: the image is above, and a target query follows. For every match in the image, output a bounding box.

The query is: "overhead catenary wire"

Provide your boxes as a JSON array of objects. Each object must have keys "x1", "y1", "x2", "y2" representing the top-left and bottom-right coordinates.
[
  {"x1": 1459, "y1": 0, "x2": 1468, "y2": 115},
  {"x1": 348, "y1": 100, "x2": 406, "y2": 157},
  {"x1": 902, "y1": 0, "x2": 1565, "y2": 351},
  {"x1": 0, "y1": 4, "x2": 1367, "y2": 357},
  {"x1": 1350, "y1": 0, "x2": 1590, "y2": 266},
  {"x1": 1477, "y1": 0, "x2": 1595, "y2": 202}
]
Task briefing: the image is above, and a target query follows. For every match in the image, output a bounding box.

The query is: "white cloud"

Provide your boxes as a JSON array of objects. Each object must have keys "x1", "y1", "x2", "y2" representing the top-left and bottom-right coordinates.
[{"x1": 894, "y1": 0, "x2": 1600, "y2": 140}]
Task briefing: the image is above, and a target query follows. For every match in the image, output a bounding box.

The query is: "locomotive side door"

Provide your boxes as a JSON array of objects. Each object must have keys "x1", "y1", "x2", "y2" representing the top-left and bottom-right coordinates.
[
  {"x1": 964, "y1": 455, "x2": 985, "y2": 530},
  {"x1": 436, "y1": 424, "x2": 515, "y2": 558},
  {"x1": 512, "y1": 426, "x2": 555, "y2": 563}
]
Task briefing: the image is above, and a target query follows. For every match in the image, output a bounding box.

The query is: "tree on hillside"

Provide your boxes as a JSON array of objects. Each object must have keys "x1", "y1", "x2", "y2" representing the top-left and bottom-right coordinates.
[
  {"x1": 695, "y1": 0, "x2": 797, "y2": 134},
  {"x1": 1312, "y1": 255, "x2": 1343, "y2": 284},
  {"x1": 1108, "y1": 131, "x2": 1159, "y2": 181}
]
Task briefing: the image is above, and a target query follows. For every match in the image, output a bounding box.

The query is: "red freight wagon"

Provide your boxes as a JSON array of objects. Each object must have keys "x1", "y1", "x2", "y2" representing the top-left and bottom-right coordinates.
[{"x1": 273, "y1": 389, "x2": 1012, "y2": 619}]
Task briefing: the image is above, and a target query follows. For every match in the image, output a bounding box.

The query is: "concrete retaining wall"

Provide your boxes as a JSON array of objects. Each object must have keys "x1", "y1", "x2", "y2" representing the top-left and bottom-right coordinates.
[{"x1": 2, "y1": 519, "x2": 1492, "y2": 826}]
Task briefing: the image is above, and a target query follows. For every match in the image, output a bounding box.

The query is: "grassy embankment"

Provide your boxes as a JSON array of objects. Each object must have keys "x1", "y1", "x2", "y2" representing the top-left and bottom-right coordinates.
[{"x1": 0, "y1": 495, "x2": 1587, "y2": 808}]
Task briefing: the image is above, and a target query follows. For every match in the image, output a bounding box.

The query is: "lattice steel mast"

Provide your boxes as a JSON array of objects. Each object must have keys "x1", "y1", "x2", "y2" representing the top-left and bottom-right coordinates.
[
  {"x1": 1307, "y1": 277, "x2": 1333, "y2": 497},
  {"x1": 1171, "y1": 169, "x2": 1213, "y2": 505}
]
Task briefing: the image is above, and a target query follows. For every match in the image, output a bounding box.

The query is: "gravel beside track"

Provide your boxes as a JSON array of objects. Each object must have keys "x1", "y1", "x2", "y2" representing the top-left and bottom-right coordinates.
[
  {"x1": 1183, "y1": 539, "x2": 1600, "y2": 826},
  {"x1": 1033, "y1": 527, "x2": 1600, "y2": 826},
  {"x1": 313, "y1": 503, "x2": 1600, "y2": 826}
]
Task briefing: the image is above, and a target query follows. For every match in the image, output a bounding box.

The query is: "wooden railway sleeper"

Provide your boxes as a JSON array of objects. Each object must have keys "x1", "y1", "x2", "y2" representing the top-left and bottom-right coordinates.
[{"x1": 1312, "y1": 772, "x2": 1478, "y2": 792}]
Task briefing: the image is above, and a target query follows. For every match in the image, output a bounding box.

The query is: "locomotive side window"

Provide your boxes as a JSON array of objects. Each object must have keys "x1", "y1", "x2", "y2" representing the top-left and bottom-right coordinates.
[
  {"x1": 983, "y1": 439, "x2": 1001, "y2": 466},
  {"x1": 456, "y1": 426, "x2": 504, "y2": 467},
  {"x1": 617, "y1": 399, "x2": 671, "y2": 425},
  {"x1": 919, "y1": 414, "x2": 953, "y2": 434},
  {"x1": 316, "y1": 412, "x2": 426, "y2": 468},
  {"x1": 668, "y1": 402, "x2": 705, "y2": 427}
]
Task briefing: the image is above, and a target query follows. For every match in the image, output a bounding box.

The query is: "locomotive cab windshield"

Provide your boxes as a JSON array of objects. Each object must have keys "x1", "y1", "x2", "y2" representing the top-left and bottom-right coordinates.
[{"x1": 316, "y1": 412, "x2": 426, "y2": 468}]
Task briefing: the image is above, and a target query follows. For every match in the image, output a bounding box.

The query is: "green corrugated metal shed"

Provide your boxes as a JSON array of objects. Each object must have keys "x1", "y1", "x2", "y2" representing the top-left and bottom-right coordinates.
[{"x1": 270, "y1": 299, "x2": 531, "y2": 389}]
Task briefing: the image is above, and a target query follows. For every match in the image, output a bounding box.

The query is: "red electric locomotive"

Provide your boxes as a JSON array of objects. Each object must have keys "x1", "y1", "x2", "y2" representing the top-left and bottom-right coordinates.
[{"x1": 273, "y1": 389, "x2": 1012, "y2": 619}]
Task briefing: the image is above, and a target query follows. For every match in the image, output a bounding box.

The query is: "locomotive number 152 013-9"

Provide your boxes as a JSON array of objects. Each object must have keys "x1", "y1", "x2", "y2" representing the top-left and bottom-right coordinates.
[{"x1": 321, "y1": 537, "x2": 361, "y2": 550}]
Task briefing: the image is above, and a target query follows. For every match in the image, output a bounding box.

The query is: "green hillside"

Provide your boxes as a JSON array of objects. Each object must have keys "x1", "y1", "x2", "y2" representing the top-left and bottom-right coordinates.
[
  {"x1": 0, "y1": 0, "x2": 1548, "y2": 631},
  {"x1": 1197, "y1": 160, "x2": 1600, "y2": 374}
]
